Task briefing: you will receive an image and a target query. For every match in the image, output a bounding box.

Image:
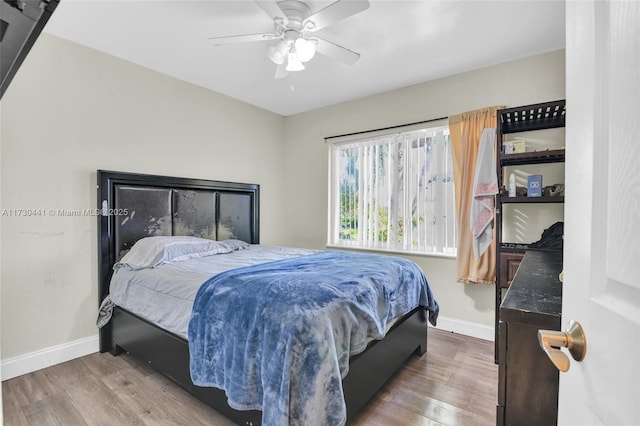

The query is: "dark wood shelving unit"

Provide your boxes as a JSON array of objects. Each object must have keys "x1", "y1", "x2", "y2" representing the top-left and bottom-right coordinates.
[
  {"x1": 499, "y1": 148, "x2": 565, "y2": 166},
  {"x1": 499, "y1": 243, "x2": 563, "y2": 252},
  {"x1": 499, "y1": 195, "x2": 564, "y2": 204},
  {"x1": 498, "y1": 99, "x2": 565, "y2": 133},
  {"x1": 494, "y1": 99, "x2": 566, "y2": 365}
]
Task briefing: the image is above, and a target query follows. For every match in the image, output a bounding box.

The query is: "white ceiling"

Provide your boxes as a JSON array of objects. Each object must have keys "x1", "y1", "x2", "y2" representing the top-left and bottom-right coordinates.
[{"x1": 43, "y1": 0, "x2": 565, "y2": 116}]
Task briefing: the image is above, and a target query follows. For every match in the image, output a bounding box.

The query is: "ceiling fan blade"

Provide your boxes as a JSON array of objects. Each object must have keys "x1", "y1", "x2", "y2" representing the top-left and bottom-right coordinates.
[
  {"x1": 304, "y1": 0, "x2": 369, "y2": 32},
  {"x1": 314, "y1": 37, "x2": 360, "y2": 66},
  {"x1": 255, "y1": 0, "x2": 288, "y2": 25},
  {"x1": 208, "y1": 33, "x2": 278, "y2": 46},
  {"x1": 274, "y1": 63, "x2": 289, "y2": 79}
]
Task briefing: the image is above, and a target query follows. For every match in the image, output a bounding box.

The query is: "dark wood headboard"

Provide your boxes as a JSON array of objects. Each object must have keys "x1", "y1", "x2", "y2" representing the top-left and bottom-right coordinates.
[{"x1": 97, "y1": 170, "x2": 259, "y2": 348}]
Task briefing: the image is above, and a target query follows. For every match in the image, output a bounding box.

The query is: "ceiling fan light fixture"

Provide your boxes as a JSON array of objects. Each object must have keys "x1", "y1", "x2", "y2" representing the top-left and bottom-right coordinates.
[
  {"x1": 294, "y1": 37, "x2": 316, "y2": 62},
  {"x1": 209, "y1": 0, "x2": 370, "y2": 78},
  {"x1": 267, "y1": 39, "x2": 288, "y2": 65},
  {"x1": 285, "y1": 50, "x2": 305, "y2": 72}
]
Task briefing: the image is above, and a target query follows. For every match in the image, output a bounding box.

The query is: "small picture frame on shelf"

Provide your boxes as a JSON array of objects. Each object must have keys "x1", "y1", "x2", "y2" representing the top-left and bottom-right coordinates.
[
  {"x1": 528, "y1": 175, "x2": 543, "y2": 197},
  {"x1": 512, "y1": 139, "x2": 526, "y2": 153}
]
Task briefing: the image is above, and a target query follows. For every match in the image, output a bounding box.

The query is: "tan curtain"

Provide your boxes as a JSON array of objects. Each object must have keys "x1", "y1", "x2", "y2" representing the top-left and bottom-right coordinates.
[{"x1": 450, "y1": 106, "x2": 504, "y2": 284}]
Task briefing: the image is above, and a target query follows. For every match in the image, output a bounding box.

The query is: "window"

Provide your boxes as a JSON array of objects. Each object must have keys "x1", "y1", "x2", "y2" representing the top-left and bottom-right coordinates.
[{"x1": 328, "y1": 124, "x2": 456, "y2": 256}]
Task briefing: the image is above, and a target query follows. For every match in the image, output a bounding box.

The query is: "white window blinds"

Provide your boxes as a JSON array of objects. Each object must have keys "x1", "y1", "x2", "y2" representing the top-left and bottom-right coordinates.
[{"x1": 329, "y1": 125, "x2": 456, "y2": 256}]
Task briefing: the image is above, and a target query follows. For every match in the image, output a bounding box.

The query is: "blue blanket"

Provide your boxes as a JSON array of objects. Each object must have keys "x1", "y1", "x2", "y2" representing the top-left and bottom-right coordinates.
[{"x1": 188, "y1": 250, "x2": 439, "y2": 425}]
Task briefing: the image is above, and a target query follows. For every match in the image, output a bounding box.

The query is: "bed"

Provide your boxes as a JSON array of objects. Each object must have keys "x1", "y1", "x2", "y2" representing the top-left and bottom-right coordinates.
[{"x1": 97, "y1": 170, "x2": 439, "y2": 425}]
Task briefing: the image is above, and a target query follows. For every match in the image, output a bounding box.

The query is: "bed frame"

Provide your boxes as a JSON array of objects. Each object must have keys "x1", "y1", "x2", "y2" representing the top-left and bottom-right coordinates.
[{"x1": 97, "y1": 170, "x2": 429, "y2": 425}]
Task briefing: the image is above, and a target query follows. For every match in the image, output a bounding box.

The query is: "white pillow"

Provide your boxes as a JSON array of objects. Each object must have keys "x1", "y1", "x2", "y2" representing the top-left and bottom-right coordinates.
[
  {"x1": 220, "y1": 239, "x2": 251, "y2": 251},
  {"x1": 116, "y1": 236, "x2": 232, "y2": 270}
]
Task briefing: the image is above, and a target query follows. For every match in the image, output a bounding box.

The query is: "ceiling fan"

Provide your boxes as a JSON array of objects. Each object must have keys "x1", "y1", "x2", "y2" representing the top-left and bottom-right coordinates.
[{"x1": 208, "y1": 0, "x2": 370, "y2": 79}]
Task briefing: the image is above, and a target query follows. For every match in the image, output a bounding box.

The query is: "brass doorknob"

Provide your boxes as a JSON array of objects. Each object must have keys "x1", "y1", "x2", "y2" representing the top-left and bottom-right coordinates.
[{"x1": 537, "y1": 320, "x2": 587, "y2": 372}]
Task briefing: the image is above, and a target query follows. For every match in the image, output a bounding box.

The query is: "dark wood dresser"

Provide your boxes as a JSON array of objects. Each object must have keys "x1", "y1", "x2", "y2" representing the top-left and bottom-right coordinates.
[{"x1": 497, "y1": 250, "x2": 563, "y2": 426}]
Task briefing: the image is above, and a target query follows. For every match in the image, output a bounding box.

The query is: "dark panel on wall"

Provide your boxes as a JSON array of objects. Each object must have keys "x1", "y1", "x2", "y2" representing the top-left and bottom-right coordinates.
[
  {"x1": 172, "y1": 189, "x2": 217, "y2": 240},
  {"x1": 114, "y1": 185, "x2": 172, "y2": 258},
  {"x1": 218, "y1": 192, "x2": 252, "y2": 242}
]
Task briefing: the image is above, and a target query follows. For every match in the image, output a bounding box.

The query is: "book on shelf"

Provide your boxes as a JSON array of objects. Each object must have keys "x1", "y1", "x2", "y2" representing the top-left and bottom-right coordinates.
[{"x1": 528, "y1": 175, "x2": 543, "y2": 197}]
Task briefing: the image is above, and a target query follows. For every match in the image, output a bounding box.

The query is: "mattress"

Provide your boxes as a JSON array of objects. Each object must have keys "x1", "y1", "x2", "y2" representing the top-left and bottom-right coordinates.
[{"x1": 109, "y1": 245, "x2": 317, "y2": 339}]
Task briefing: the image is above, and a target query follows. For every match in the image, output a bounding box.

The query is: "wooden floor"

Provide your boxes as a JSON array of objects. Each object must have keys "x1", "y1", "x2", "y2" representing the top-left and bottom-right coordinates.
[{"x1": 2, "y1": 328, "x2": 497, "y2": 425}]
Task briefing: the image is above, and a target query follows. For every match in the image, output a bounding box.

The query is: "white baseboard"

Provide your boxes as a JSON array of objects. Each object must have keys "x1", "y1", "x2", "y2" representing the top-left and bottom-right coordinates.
[
  {"x1": 1, "y1": 335, "x2": 99, "y2": 381},
  {"x1": 430, "y1": 315, "x2": 494, "y2": 341}
]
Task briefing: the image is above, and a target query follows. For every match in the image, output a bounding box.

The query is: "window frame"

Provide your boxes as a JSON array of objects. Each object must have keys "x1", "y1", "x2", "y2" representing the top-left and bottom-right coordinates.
[{"x1": 327, "y1": 121, "x2": 457, "y2": 258}]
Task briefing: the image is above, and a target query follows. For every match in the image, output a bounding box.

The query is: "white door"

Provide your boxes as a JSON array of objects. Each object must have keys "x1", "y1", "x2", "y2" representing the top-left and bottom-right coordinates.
[{"x1": 561, "y1": 1, "x2": 640, "y2": 425}]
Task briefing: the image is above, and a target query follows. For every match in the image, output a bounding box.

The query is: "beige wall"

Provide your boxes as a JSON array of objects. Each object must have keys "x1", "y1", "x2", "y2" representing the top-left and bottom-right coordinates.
[
  {"x1": 282, "y1": 49, "x2": 565, "y2": 326},
  {"x1": 0, "y1": 34, "x2": 286, "y2": 359}
]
